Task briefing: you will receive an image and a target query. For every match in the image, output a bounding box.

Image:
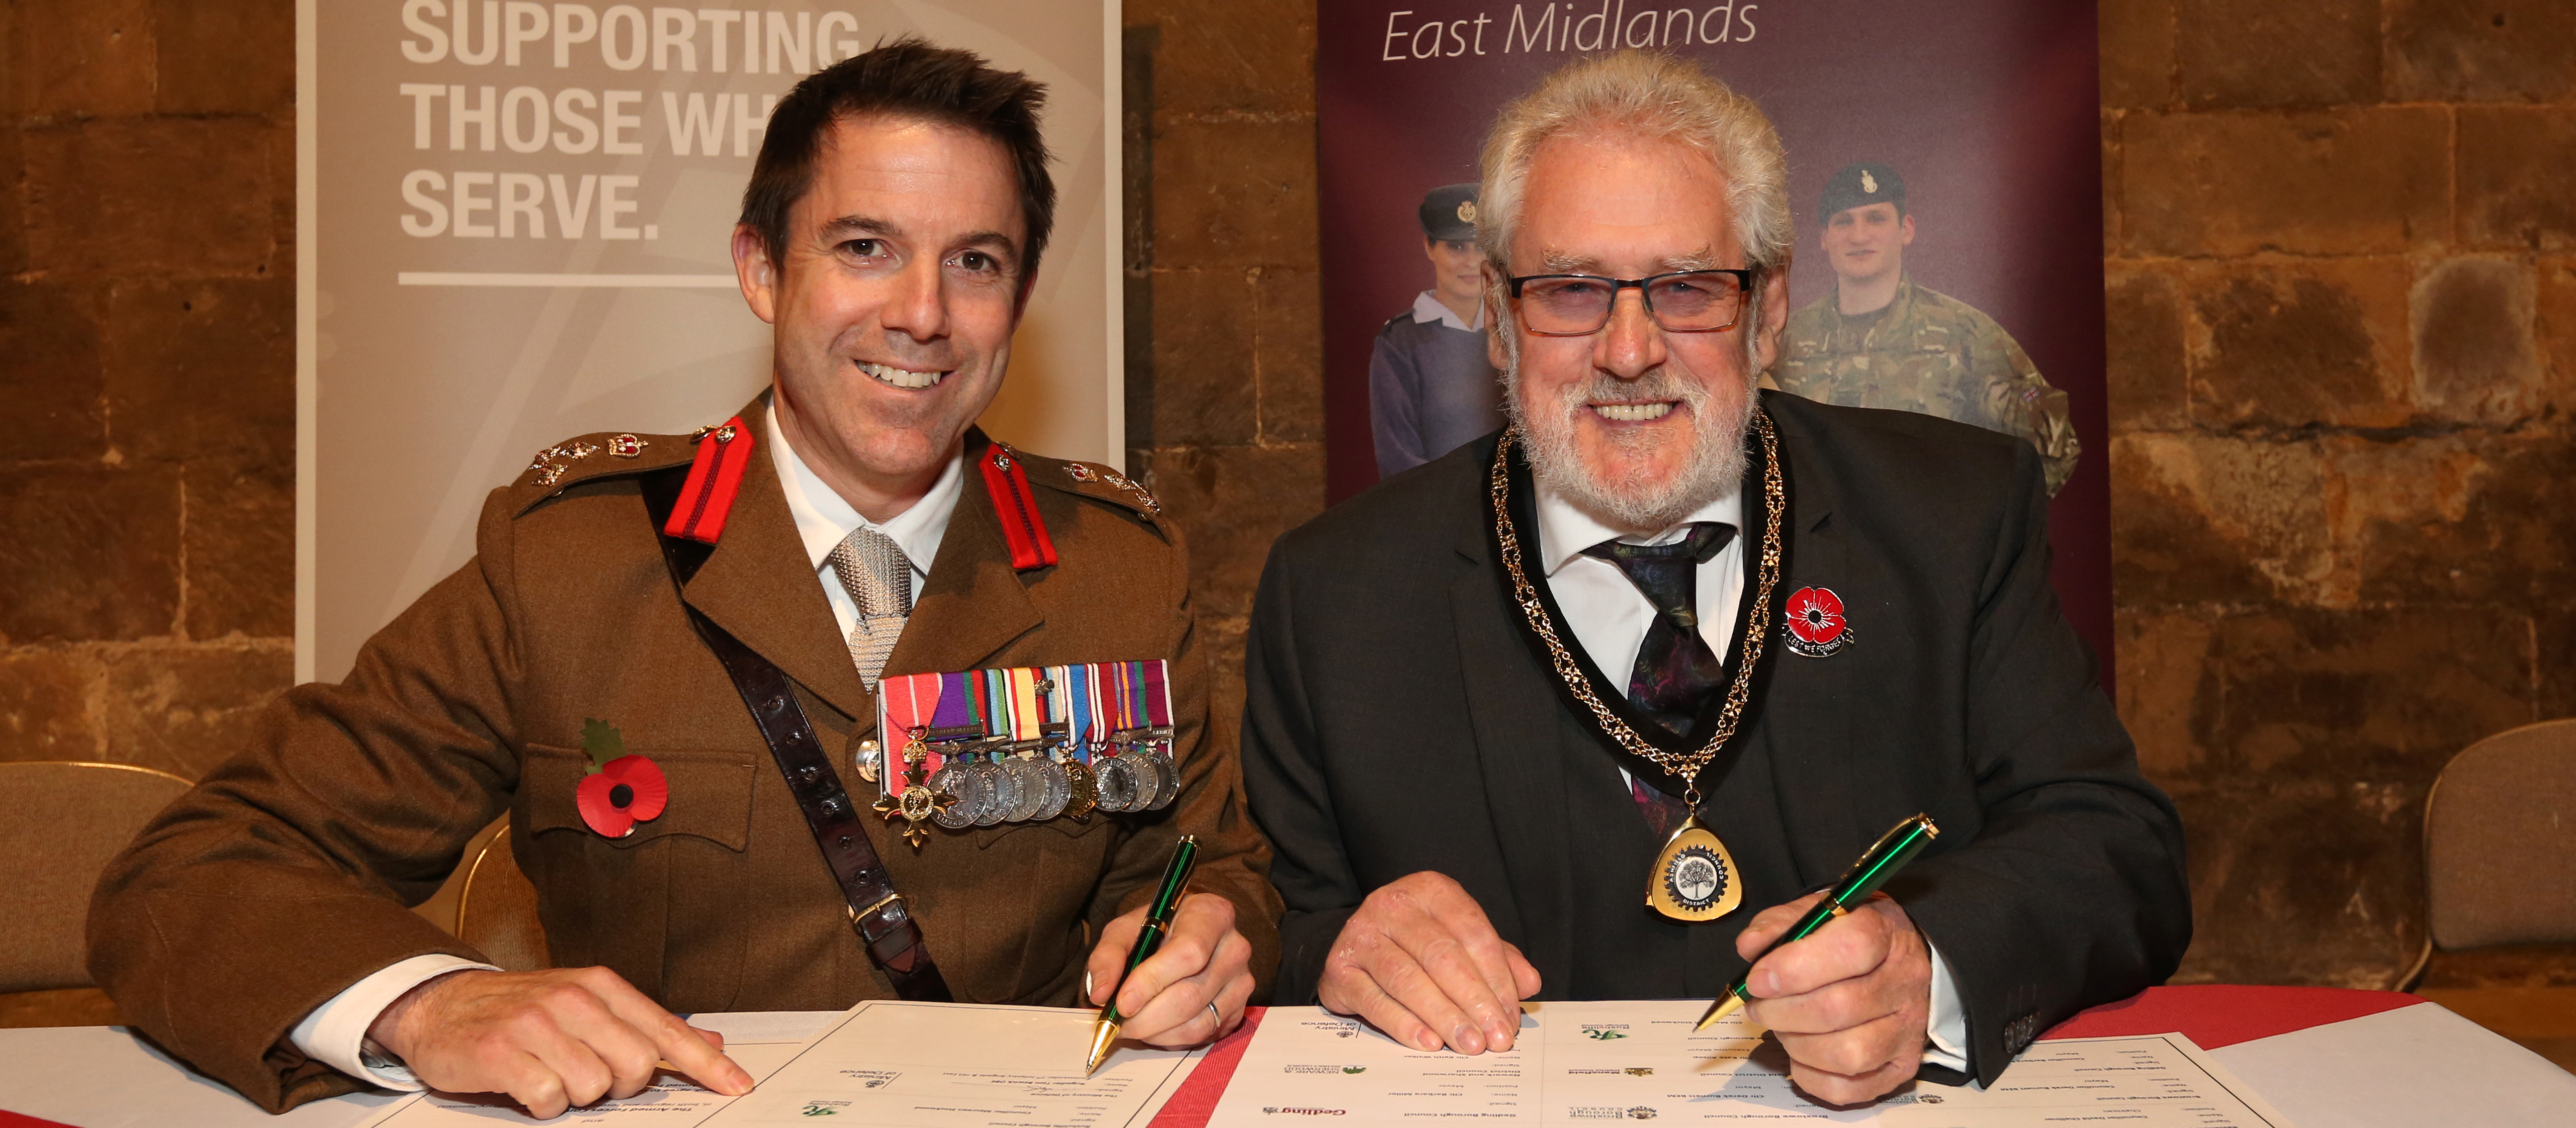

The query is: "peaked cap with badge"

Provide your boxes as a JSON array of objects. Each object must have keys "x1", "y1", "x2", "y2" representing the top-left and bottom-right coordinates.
[
  {"x1": 1818, "y1": 160, "x2": 1906, "y2": 220},
  {"x1": 1417, "y1": 181, "x2": 1481, "y2": 242},
  {"x1": 87, "y1": 391, "x2": 1282, "y2": 1112}
]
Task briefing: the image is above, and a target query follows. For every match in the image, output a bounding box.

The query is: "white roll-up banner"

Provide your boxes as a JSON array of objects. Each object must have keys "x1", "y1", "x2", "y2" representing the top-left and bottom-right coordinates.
[{"x1": 297, "y1": 0, "x2": 1120, "y2": 682}]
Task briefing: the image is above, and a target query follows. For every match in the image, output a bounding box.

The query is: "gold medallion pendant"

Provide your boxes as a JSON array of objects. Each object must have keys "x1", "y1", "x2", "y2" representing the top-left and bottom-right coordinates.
[
  {"x1": 1647, "y1": 814, "x2": 1742, "y2": 921},
  {"x1": 1485, "y1": 421, "x2": 1787, "y2": 927}
]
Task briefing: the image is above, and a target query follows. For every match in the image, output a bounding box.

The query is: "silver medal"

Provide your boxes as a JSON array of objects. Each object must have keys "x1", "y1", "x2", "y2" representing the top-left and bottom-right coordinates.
[
  {"x1": 1119, "y1": 744, "x2": 1164, "y2": 812},
  {"x1": 1145, "y1": 739, "x2": 1180, "y2": 811},
  {"x1": 928, "y1": 760, "x2": 976, "y2": 830},
  {"x1": 1034, "y1": 758, "x2": 1072, "y2": 820},
  {"x1": 970, "y1": 759, "x2": 1012, "y2": 826},
  {"x1": 1093, "y1": 753, "x2": 1140, "y2": 813},
  {"x1": 1003, "y1": 755, "x2": 1048, "y2": 822}
]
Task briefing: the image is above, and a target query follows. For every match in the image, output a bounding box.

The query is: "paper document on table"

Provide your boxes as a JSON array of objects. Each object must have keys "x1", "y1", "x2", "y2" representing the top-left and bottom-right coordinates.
[
  {"x1": 1207, "y1": 1000, "x2": 2297, "y2": 1126},
  {"x1": 355, "y1": 1002, "x2": 1200, "y2": 1128},
  {"x1": 698, "y1": 1000, "x2": 1201, "y2": 1126},
  {"x1": 352, "y1": 1015, "x2": 820, "y2": 1127}
]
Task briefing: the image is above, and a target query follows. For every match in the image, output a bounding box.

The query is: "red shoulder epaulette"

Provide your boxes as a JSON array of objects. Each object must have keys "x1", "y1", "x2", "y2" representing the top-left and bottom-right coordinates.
[
  {"x1": 664, "y1": 416, "x2": 754, "y2": 544},
  {"x1": 981, "y1": 442, "x2": 1058, "y2": 571}
]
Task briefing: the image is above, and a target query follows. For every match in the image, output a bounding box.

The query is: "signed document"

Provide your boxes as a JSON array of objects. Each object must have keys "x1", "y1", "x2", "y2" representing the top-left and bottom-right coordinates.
[
  {"x1": 1206, "y1": 1001, "x2": 2297, "y2": 1126},
  {"x1": 357, "y1": 1003, "x2": 1201, "y2": 1127}
]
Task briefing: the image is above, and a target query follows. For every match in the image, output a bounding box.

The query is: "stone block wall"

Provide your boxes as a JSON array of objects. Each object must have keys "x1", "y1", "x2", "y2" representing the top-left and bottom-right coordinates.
[
  {"x1": 1120, "y1": 0, "x2": 1327, "y2": 753},
  {"x1": 2102, "y1": 0, "x2": 2576, "y2": 987},
  {"x1": 1, "y1": 0, "x2": 298, "y2": 778},
  {"x1": 4, "y1": 0, "x2": 2569, "y2": 996}
]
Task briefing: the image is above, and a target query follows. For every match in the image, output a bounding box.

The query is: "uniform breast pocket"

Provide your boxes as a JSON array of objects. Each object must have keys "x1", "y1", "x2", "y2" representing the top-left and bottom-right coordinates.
[
  {"x1": 951, "y1": 815, "x2": 1116, "y2": 1004},
  {"x1": 516, "y1": 743, "x2": 760, "y2": 1001}
]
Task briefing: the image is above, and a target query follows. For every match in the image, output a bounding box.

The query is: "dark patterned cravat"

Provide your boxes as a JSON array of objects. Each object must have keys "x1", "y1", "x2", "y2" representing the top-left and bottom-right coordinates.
[{"x1": 1583, "y1": 522, "x2": 1736, "y2": 837}]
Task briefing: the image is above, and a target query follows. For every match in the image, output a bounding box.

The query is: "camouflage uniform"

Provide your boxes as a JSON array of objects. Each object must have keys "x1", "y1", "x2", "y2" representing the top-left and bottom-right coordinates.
[{"x1": 1772, "y1": 275, "x2": 2081, "y2": 496}]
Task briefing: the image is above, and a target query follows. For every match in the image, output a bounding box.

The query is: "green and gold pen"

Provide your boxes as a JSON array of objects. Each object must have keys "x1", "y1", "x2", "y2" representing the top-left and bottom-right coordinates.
[
  {"x1": 1086, "y1": 833, "x2": 1200, "y2": 1073},
  {"x1": 1696, "y1": 813, "x2": 1940, "y2": 1030}
]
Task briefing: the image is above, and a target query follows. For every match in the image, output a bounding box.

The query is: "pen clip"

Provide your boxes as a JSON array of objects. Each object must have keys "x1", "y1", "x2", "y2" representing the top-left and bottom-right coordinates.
[{"x1": 1834, "y1": 813, "x2": 1937, "y2": 888}]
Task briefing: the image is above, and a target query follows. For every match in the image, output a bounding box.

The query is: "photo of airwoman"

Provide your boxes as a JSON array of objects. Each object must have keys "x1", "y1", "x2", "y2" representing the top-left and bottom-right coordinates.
[{"x1": 1368, "y1": 182, "x2": 1508, "y2": 478}]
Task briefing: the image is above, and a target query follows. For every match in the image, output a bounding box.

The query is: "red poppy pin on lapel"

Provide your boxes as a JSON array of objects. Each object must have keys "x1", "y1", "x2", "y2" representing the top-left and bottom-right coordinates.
[
  {"x1": 1784, "y1": 587, "x2": 1854, "y2": 658},
  {"x1": 577, "y1": 718, "x2": 668, "y2": 838}
]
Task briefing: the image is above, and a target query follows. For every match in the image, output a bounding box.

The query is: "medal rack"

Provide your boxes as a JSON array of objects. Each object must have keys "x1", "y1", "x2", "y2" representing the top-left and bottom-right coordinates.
[{"x1": 872, "y1": 661, "x2": 1179, "y2": 842}]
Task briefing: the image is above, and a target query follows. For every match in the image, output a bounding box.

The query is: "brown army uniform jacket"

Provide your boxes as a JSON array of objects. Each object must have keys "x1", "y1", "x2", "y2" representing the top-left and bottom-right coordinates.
[{"x1": 85, "y1": 393, "x2": 1283, "y2": 1112}]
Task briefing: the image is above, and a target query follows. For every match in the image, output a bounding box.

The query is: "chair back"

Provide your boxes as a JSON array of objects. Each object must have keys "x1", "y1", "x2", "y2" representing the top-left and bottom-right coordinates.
[
  {"x1": 2426, "y1": 719, "x2": 2576, "y2": 950},
  {"x1": 0, "y1": 762, "x2": 192, "y2": 993},
  {"x1": 457, "y1": 825, "x2": 550, "y2": 972}
]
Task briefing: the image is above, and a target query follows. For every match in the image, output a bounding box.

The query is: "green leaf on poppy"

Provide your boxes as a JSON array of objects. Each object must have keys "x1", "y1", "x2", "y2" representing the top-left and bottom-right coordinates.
[{"x1": 582, "y1": 718, "x2": 625, "y2": 775}]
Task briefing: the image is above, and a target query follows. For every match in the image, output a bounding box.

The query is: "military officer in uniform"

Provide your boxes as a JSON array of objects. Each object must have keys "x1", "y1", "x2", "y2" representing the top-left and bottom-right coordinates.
[
  {"x1": 87, "y1": 39, "x2": 1280, "y2": 1118},
  {"x1": 1770, "y1": 162, "x2": 2082, "y2": 495},
  {"x1": 1371, "y1": 182, "x2": 1508, "y2": 478}
]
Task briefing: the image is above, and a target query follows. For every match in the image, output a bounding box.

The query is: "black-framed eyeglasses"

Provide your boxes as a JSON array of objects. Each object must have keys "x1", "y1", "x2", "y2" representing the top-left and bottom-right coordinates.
[{"x1": 1502, "y1": 268, "x2": 1755, "y2": 336}]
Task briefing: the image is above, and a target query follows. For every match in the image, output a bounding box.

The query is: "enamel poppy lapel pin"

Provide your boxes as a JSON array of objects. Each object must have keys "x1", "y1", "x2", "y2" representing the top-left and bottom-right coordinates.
[{"x1": 1784, "y1": 587, "x2": 1854, "y2": 658}]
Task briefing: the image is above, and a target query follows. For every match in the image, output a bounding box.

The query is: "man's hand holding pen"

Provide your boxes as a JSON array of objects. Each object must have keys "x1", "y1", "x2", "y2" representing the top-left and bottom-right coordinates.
[
  {"x1": 1085, "y1": 891, "x2": 1259, "y2": 1048},
  {"x1": 1732, "y1": 890, "x2": 1935, "y2": 1105}
]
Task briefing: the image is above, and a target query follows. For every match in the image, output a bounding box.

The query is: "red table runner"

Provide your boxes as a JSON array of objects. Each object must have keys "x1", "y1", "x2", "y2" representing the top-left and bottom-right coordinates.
[
  {"x1": 2040, "y1": 984, "x2": 2424, "y2": 1050},
  {"x1": 1150, "y1": 987, "x2": 2428, "y2": 1125}
]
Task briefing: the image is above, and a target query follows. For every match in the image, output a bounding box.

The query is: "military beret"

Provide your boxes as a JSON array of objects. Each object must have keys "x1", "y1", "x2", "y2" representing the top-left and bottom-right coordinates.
[
  {"x1": 1819, "y1": 161, "x2": 1906, "y2": 221},
  {"x1": 1417, "y1": 182, "x2": 1480, "y2": 242}
]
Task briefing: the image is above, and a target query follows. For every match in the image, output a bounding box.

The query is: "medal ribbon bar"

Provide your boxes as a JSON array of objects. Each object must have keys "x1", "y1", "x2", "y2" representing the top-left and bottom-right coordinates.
[
  {"x1": 876, "y1": 672, "x2": 943, "y2": 797},
  {"x1": 1005, "y1": 667, "x2": 1044, "y2": 745},
  {"x1": 870, "y1": 659, "x2": 1178, "y2": 826}
]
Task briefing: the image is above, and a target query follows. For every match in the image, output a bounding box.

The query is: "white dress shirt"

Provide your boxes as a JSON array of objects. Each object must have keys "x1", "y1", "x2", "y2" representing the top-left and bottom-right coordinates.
[
  {"x1": 290, "y1": 405, "x2": 966, "y2": 1088},
  {"x1": 1411, "y1": 289, "x2": 1486, "y2": 332},
  {"x1": 767, "y1": 399, "x2": 963, "y2": 626},
  {"x1": 1530, "y1": 478, "x2": 1968, "y2": 1072}
]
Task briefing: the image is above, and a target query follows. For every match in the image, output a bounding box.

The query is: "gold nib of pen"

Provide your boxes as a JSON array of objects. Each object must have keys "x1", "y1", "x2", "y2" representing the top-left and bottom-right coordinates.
[
  {"x1": 1084, "y1": 1014, "x2": 1122, "y2": 1075},
  {"x1": 1695, "y1": 991, "x2": 1746, "y2": 1030}
]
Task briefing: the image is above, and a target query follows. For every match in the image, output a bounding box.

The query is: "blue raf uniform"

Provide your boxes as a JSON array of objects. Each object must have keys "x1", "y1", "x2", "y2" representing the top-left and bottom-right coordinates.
[{"x1": 1371, "y1": 182, "x2": 1505, "y2": 479}]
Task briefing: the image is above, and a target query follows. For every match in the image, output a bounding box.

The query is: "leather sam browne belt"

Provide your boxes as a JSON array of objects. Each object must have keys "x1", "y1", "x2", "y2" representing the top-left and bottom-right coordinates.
[{"x1": 640, "y1": 466, "x2": 953, "y2": 1002}]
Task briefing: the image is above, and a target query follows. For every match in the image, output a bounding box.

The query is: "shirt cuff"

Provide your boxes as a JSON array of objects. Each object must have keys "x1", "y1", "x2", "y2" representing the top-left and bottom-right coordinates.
[
  {"x1": 288, "y1": 954, "x2": 499, "y2": 1089},
  {"x1": 1921, "y1": 938, "x2": 1969, "y2": 1072}
]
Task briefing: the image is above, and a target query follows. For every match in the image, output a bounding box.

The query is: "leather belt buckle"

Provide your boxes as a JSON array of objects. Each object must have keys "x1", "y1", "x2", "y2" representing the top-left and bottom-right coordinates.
[{"x1": 849, "y1": 891, "x2": 910, "y2": 944}]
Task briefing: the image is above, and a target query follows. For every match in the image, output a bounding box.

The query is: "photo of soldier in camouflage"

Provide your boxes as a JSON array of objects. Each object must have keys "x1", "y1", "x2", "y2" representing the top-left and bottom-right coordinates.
[
  {"x1": 1369, "y1": 182, "x2": 1507, "y2": 479},
  {"x1": 1771, "y1": 162, "x2": 2082, "y2": 495}
]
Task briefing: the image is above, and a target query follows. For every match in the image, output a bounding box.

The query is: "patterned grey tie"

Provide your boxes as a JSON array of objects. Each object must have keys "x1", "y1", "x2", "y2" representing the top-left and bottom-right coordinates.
[{"x1": 826, "y1": 525, "x2": 914, "y2": 690}]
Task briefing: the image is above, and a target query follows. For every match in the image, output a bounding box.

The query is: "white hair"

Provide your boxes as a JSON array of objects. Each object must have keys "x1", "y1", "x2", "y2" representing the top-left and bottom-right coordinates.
[
  {"x1": 1476, "y1": 49, "x2": 1794, "y2": 363},
  {"x1": 1479, "y1": 51, "x2": 1785, "y2": 530}
]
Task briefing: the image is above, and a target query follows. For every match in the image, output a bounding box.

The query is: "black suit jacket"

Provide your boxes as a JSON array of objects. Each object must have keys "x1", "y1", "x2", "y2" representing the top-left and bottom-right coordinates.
[{"x1": 1240, "y1": 391, "x2": 2189, "y2": 1086}]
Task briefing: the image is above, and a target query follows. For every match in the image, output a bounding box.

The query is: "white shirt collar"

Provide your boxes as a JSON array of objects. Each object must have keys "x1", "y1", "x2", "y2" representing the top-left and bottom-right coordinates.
[
  {"x1": 1533, "y1": 477, "x2": 1744, "y2": 577},
  {"x1": 766, "y1": 399, "x2": 963, "y2": 579},
  {"x1": 1411, "y1": 290, "x2": 1485, "y2": 332}
]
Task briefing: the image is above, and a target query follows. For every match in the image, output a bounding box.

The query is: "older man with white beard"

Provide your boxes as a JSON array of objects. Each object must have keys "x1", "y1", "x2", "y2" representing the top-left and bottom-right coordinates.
[{"x1": 1238, "y1": 51, "x2": 2188, "y2": 1105}]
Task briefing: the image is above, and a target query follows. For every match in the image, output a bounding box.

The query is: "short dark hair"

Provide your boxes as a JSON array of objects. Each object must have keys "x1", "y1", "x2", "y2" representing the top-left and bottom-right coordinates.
[{"x1": 740, "y1": 37, "x2": 1057, "y2": 283}]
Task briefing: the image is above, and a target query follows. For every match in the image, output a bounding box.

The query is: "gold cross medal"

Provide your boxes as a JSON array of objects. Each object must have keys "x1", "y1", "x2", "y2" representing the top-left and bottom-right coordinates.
[
  {"x1": 872, "y1": 728, "x2": 955, "y2": 848},
  {"x1": 1647, "y1": 807, "x2": 1743, "y2": 921},
  {"x1": 873, "y1": 673, "x2": 959, "y2": 848}
]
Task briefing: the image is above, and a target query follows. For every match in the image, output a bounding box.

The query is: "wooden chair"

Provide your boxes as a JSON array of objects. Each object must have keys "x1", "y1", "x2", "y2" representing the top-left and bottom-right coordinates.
[
  {"x1": 414, "y1": 816, "x2": 550, "y2": 973},
  {"x1": 2401, "y1": 719, "x2": 2576, "y2": 1073},
  {"x1": 456, "y1": 824, "x2": 550, "y2": 973},
  {"x1": 0, "y1": 762, "x2": 192, "y2": 994}
]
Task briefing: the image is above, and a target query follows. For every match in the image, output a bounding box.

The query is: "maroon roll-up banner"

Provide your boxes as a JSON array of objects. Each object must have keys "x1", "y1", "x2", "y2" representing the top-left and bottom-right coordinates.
[{"x1": 1315, "y1": 1, "x2": 2114, "y2": 681}]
